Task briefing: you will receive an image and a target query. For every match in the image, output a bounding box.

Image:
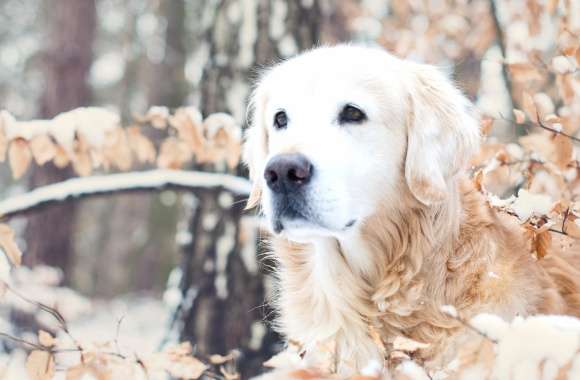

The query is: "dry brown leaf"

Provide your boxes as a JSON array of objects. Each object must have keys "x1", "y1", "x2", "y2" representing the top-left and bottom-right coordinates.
[
  {"x1": 508, "y1": 63, "x2": 542, "y2": 82},
  {"x1": 103, "y1": 129, "x2": 132, "y2": 171},
  {"x1": 38, "y1": 330, "x2": 55, "y2": 347},
  {"x1": 557, "y1": 74, "x2": 575, "y2": 104},
  {"x1": 203, "y1": 113, "x2": 242, "y2": 167},
  {"x1": 546, "y1": 0, "x2": 559, "y2": 13},
  {"x1": 480, "y1": 117, "x2": 494, "y2": 136},
  {"x1": 73, "y1": 151, "x2": 92, "y2": 176},
  {"x1": 154, "y1": 343, "x2": 208, "y2": 379},
  {"x1": 65, "y1": 362, "x2": 113, "y2": 380},
  {"x1": 513, "y1": 109, "x2": 526, "y2": 124},
  {"x1": 0, "y1": 224, "x2": 22, "y2": 266},
  {"x1": 226, "y1": 143, "x2": 242, "y2": 170},
  {"x1": 543, "y1": 114, "x2": 562, "y2": 126},
  {"x1": 157, "y1": 137, "x2": 193, "y2": 169},
  {"x1": 562, "y1": 45, "x2": 576, "y2": 57},
  {"x1": 455, "y1": 338, "x2": 495, "y2": 378},
  {"x1": 8, "y1": 138, "x2": 32, "y2": 179},
  {"x1": 126, "y1": 127, "x2": 156, "y2": 163},
  {"x1": 519, "y1": 133, "x2": 553, "y2": 162},
  {"x1": 169, "y1": 107, "x2": 206, "y2": 157},
  {"x1": 65, "y1": 365, "x2": 86, "y2": 380},
  {"x1": 26, "y1": 350, "x2": 55, "y2": 380},
  {"x1": 473, "y1": 170, "x2": 484, "y2": 192},
  {"x1": 522, "y1": 91, "x2": 537, "y2": 121},
  {"x1": 52, "y1": 145, "x2": 70, "y2": 169},
  {"x1": 551, "y1": 200, "x2": 570, "y2": 216},
  {"x1": 209, "y1": 353, "x2": 235, "y2": 365},
  {"x1": 30, "y1": 135, "x2": 57, "y2": 165},
  {"x1": 551, "y1": 133, "x2": 574, "y2": 169},
  {"x1": 531, "y1": 229, "x2": 552, "y2": 259},
  {"x1": 564, "y1": 215, "x2": 580, "y2": 239},
  {"x1": 288, "y1": 369, "x2": 327, "y2": 379},
  {"x1": 164, "y1": 357, "x2": 207, "y2": 379}
]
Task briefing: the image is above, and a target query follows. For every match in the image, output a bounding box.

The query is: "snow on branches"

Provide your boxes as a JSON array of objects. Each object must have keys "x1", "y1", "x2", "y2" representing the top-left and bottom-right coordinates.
[
  {"x1": 0, "y1": 106, "x2": 242, "y2": 179},
  {"x1": 0, "y1": 169, "x2": 251, "y2": 219}
]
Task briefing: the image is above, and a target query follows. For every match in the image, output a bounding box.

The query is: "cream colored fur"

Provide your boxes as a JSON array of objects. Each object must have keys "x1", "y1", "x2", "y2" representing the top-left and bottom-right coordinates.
[{"x1": 243, "y1": 45, "x2": 580, "y2": 375}]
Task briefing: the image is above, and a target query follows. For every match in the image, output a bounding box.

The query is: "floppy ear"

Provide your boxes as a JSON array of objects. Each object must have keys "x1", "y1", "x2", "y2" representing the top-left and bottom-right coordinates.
[
  {"x1": 404, "y1": 63, "x2": 480, "y2": 206},
  {"x1": 242, "y1": 86, "x2": 269, "y2": 210}
]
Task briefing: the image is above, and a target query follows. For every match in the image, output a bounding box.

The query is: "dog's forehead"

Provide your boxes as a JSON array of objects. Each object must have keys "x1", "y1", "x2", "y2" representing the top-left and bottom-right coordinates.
[
  {"x1": 265, "y1": 47, "x2": 392, "y2": 89},
  {"x1": 258, "y1": 46, "x2": 407, "y2": 114}
]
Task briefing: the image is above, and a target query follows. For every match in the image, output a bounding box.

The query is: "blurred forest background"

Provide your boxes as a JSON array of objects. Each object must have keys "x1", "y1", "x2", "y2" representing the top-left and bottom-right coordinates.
[{"x1": 0, "y1": 0, "x2": 578, "y2": 379}]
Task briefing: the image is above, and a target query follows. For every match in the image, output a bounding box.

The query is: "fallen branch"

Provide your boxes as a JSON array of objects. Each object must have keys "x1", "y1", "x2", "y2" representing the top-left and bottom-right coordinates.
[{"x1": 0, "y1": 169, "x2": 251, "y2": 219}]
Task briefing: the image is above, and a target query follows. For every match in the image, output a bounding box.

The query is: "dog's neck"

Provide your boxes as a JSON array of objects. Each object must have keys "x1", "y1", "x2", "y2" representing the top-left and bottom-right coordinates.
[{"x1": 272, "y1": 177, "x2": 537, "y2": 369}]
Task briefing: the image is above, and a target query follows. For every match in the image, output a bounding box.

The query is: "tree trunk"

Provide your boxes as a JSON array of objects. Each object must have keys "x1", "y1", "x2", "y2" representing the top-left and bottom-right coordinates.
[
  {"x1": 147, "y1": 0, "x2": 188, "y2": 108},
  {"x1": 24, "y1": 0, "x2": 96, "y2": 280},
  {"x1": 177, "y1": 1, "x2": 323, "y2": 377}
]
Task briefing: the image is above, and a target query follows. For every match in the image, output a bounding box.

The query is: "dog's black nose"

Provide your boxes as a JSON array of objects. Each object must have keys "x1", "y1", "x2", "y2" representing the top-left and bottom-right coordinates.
[{"x1": 264, "y1": 153, "x2": 313, "y2": 192}]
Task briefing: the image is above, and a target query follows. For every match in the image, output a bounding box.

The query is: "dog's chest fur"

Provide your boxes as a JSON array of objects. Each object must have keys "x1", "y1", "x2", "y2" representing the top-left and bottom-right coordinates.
[
  {"x1": 272, "y1": 235, "x2": 384, "y2": 372},
  {"x1": 269, "y1": 182, "x2": 561, "y2": 373}
]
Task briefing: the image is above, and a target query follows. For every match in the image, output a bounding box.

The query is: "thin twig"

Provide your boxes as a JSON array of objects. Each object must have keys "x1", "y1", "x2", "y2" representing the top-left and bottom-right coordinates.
[
  {"x1": 0, "y1": 332, "x2": 46, "y2": 351},
  {"x1": 497, "y1": 115, "x2": 580, "y2": 143},
  {"x1": 440, "y1": 308, "x2": 498, "y2": 344},
  {"x1": 562, "y1": 207, "x2": 571, "y2": 234},
  {"x1": 114, "y1": 315, "x2": 126, "y2": 355},
  {"x1": 536, "y1": 113, "x2": 580, "y2": 143}
]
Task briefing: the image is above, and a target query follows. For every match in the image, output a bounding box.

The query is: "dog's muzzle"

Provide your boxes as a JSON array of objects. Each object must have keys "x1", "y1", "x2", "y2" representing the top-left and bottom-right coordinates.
[{"x1": 264, "y1": 153, "x2": 314, "y2": 232}]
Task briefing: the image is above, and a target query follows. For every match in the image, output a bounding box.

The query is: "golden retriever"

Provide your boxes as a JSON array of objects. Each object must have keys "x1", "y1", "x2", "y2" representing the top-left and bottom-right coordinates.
[{"x1": 242, "y1": 44, "x2": 580, "y2": 375}]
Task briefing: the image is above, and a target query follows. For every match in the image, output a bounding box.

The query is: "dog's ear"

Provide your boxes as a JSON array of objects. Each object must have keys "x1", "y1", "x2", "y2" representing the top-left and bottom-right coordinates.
[
  {"x1": 242, "y1": 86, "x2": 269, "y2": 210},
  {"x1": 404, "y1": 64, "x2": 480, "y2": 206}
]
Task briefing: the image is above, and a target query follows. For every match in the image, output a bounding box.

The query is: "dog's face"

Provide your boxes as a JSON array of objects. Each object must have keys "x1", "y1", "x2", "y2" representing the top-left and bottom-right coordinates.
[{"x1": 244, "y1": 45, "x2": 479, "y2": 242}]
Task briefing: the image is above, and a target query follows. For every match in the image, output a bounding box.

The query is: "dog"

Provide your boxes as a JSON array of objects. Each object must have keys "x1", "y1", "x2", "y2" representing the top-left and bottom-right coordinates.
[{"x1": 242, "y1": 44, "x2": 580, "y2": 375}]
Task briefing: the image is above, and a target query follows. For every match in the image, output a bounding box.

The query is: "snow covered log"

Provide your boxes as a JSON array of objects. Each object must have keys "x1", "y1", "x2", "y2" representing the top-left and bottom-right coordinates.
[{"x1": 0, "y1": 169, "x2": 251, "y2": 218}]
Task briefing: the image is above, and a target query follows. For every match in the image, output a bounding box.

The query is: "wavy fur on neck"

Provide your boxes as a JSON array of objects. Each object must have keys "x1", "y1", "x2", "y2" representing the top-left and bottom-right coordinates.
[{"x1": 268, "y1": 177, "x2": 580, "y2": 372}]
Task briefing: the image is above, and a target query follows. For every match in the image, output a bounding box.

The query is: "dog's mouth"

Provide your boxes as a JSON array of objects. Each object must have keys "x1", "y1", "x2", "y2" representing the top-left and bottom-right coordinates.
[
  {"x1": 271, "y1": 194, "x2": 357, "y2": 234},
  {"x1": 272, "y1": 198, "x2": 313, "y2": 233}
]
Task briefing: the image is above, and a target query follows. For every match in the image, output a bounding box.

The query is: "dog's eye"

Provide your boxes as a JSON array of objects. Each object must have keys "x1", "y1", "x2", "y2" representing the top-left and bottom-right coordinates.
[
  {"x1": 339, "y1": 104, "x2": 367, "y2": 124},
  {"x1": 273, "y1": 111, "x2": 288, "y2": 130}
]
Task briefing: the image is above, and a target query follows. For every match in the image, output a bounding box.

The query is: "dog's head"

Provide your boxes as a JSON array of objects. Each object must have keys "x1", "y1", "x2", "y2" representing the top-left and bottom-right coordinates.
[{"x1": 243, "y1": 45, "x2": 479, "y2": 241}]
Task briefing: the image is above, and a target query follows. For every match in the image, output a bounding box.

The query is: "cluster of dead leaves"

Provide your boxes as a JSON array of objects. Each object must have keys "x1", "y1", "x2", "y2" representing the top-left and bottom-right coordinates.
[
  {"x1": 473, "y1": 120, "x2": 580, "y2": 260},
  {"x1": 24, "y1": 332, "x2": 218, "y2": 380},
  {"x1": 259, "y1": 336, "x2": 434, "y2": 380},
  {"x1": 473, "y1": 72, "x2": 580, "y2": 257},
  {"x1": 468, "y1": 1, "x2": 580, "y2": 260},
  {"x1": 350, "y1": 0, "x2": 495, "y2": 68},
  {"x1": 0, "y1": 106, "x2": 242, "y2": 180}
]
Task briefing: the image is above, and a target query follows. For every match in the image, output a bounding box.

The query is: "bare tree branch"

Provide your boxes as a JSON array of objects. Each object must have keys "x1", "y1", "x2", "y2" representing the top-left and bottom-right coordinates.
[{"x1": 0, "y1": 170, "x2": 251, "y2": 219}]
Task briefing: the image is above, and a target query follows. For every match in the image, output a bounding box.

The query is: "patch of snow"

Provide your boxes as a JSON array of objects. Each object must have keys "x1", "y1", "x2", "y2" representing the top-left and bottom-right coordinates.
[
  {"x1": 511, "y1": 189, "x2": 552, "y2": 221},
  {"x1": 440, "y1": 305, "x2": 458, "y2": 318}
]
